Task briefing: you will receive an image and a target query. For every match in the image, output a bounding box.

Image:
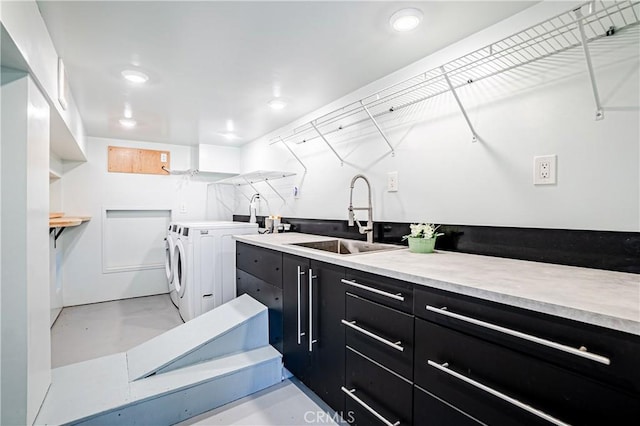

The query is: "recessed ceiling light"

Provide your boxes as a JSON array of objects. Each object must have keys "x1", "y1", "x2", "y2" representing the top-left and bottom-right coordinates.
[
  {"x1": 121, "y1": 69, "x2": 149, "y2": 84},
  {"x1": 268, "y1": 98, "x2": 287, "y2": 110},
  {"x1": 390, "y1": 8, "x2": 423, "y2": 32},
  {"x1": 218, "y1": 132, "x2": 240, "y2": 140},
  {"x1": 123, "y1": 103, "x2": 132, "y2": 119},
  {"x1": 119, "y1": 118, "x2": 137, "y2": 128}
]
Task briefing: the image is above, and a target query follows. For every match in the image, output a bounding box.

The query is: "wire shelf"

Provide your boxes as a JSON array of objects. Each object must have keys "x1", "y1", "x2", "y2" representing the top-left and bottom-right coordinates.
[
  {"x1": 269, "y1": 0, "x2": 639, "y2": 149},
  {"x1": 215, "y1": 170, "x2": 296, "y2": 186}
]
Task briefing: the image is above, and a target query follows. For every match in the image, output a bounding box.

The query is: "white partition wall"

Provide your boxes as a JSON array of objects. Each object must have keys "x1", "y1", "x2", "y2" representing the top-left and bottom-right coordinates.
[{"x1": 1, "y1": 73, "x2": 51, "y2": 425}]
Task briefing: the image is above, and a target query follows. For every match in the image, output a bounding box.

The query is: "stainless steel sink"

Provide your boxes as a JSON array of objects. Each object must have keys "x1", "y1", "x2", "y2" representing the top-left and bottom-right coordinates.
[{"x1": 289, "y1": 239, "x2": 403, "y2": 255}]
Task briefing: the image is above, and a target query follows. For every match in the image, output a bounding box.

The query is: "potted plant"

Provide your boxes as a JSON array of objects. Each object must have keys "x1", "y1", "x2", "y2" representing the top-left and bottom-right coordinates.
[{"x1": 403, "y1": 223, "x2": 443, "y2": 253}]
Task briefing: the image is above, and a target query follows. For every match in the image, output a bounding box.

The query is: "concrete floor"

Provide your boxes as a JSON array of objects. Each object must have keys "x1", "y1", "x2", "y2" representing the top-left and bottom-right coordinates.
[
  {"x1": 51, "y1": 294, "x2": 342, "y2": 425},
  {"x1": 51, "y1": 294, "x2": 183, "y2": 368}
]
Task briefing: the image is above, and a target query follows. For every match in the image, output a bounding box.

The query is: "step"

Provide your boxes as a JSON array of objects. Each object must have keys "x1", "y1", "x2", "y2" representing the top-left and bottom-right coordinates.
[
  {"x1": 127, "y1": 293, "x2": 269, "y2": 380},
  {"x1": 36, "y1": 346, "x2": 282, "y2": 425}
]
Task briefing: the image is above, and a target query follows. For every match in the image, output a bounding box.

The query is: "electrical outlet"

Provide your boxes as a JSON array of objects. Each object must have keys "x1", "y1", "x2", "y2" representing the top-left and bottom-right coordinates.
[
  {"x1": 160, "y1": 152, "x2": 168, "y2": 163},
  {"x1": 180, "y1": 203, "x2": 187, "y2": 213},
  {"x1": 387, "y1": 171, "x2": 399, "y2": 192},
  {"x1": 533, "y1": 155, "x2": 557, "y2": 185}
]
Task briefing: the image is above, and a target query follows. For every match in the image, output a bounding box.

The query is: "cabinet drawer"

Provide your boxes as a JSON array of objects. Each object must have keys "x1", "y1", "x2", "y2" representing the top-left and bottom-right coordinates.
[
  {"x1": 413, "y1": 385, "x2": 482, "y2": 426},
  {"x1": 344, "y1": 293, "x2": 413, "y2": 379},
  {"x1": 414, "y1": 319, "x2": 640, "y2": 426},
  {"x1": 344, "y1": 269, "x2": 413, "y2": 314},
  {"x1": 414, "y1": 286, "x2": 640, "y2": 394},
  {"x1": 237, "y1": 269, "x2": 283, "y2": 353},
  {"x1": 345, "y1": 347, "x2": 412, "y2": 426},
  {"x1": 236, "y1": 242, "x2": 282, "y2": 288}
]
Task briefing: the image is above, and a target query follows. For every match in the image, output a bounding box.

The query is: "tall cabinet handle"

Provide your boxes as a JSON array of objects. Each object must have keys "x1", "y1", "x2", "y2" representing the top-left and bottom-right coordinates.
[
  {"x1": 425, "y1": 305, "x2": 610, "y2": 365},
  {"x1": 308, "y1": 269, "x2": 317, "y2": 352},
  {"x1": 427, "y1": 360, "x2": 570, "y2": 426},
  {"x1": 296, "y1": 265, "x2": 306, "y2": 345},
  {"x1": 341, "y1": 279, "x2": 404, "y2": 301},
  {"x1": 341, "y1": 387, "x2": 400, "y2": 426}
]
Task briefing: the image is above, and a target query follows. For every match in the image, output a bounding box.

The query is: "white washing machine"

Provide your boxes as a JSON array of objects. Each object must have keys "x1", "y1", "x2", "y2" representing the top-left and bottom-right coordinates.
[
  {"x1": 172, "y1": 221, "x2": 258, "y2": 322},
  {"x1": 164, "y1": 223, "x2": 179, "y2": 308}
]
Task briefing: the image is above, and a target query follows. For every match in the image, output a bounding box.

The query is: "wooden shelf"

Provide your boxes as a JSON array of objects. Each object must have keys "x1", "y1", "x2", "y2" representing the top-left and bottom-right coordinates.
[{"x1": 49, "y1": 215, "x2": 91, "y2": 247}]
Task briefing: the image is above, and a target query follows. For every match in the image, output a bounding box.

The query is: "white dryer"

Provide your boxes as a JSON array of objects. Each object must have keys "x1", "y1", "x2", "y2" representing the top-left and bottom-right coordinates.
[
  {"x1": 164, "y1": 223, "x2": 179, "y2": 308},
  {"x1": 172, "y1": 221, "x2": 258, "y2": 322}
]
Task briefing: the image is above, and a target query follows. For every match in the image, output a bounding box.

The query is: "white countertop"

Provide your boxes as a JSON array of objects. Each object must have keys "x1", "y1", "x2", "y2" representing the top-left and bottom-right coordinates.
[{"x1": 235, "y1": 232, "x2": 640, "y2": 336}]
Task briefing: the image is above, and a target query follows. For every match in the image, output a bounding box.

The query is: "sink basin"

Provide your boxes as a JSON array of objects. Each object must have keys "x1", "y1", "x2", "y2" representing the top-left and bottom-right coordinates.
[{"x1": 289, "y1": 239, "x2": 403, "y2": 255}]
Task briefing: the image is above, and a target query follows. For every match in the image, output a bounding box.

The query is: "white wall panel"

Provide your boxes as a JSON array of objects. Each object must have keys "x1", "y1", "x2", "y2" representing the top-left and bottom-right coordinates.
[
  {"x1": 61, "y1": 137, "x2": 210, "y2": 306},
  {"x1": 102, "y1": 209, "x2": 171, "y2": 273},
  {"x1": 1, "y1": 74, "x2": 51, "y2": 426}
]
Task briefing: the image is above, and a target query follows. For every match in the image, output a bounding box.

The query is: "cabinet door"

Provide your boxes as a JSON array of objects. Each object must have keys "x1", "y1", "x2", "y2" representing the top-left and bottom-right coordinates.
[
  {"x1": 282, "y1": 254, "x2": 311, "y2": 384},
  {"x1": 236, "y1": 269, "x2": 283, "y2": 353},
  {"x1": 236, "y1": 242, "x2": 283, "y2": 287},
  {"x1": 344, "y1": 293, "x2": 414, "y2": 380},
  {"x1": 309, "y1": 260, "x2": 345, "y2": 414},
  {"x1": 344, "y1": 347, "x2": 412, "y2": 426}
]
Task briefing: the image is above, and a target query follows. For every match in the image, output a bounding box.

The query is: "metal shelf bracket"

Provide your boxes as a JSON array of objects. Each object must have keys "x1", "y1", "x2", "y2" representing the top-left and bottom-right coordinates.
[
  {"x1": 360, "y1": 101, "x2": 395, "y2": 156},
  {"x1": 441, "y1": 66, "x2": 479, "y2": 143},
  {"x1": 49, "y1": 227, "x2": 65, "y2": 248},
  {"x1": 575, "y1": 3, "x2": 605, "y2": 121},
  {"x1": 278, "y1": 137, "x2": 307, "y2": 172},
  {"x1": 243, "y1": 178, "x2": 265, "y2": 201},
  {"x1": 311, "y1": 121, "x2": 344, "y2": 166},
  {"x1": 263, "y1": 179, "x2": 286, "y2": 203}
]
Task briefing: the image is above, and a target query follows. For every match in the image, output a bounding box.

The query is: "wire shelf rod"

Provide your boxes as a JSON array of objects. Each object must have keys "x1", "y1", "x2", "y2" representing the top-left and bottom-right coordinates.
[
  {"x1": 310, "y1": 121, "x2": 344, "y2": 165},
  {"x1": 360, "y1": 101, "x2": 395, "y2": 156},
  {"x1": 277, "y1": 137, "x2": 307, "y2": 171}
]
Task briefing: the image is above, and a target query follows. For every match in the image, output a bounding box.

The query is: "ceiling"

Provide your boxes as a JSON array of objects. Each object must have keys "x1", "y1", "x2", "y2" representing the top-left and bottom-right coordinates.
[{"x1": 38, "y1": 1, "x2": 537, "y2": 147}]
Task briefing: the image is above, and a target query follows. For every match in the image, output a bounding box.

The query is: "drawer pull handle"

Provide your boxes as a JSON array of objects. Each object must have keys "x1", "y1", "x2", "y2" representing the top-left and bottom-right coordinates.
[
  {"x1": 341, "y1": 320, "x2": 404, "y2": 352},
  {"x1": 427, "y1": 360, "x2": 571, "y2": 426},
  {"x1": 425, "y1": 305, "x2": 610, "y2": 366},
  {"x1": 341, "y1": 387, "x2": 400, "y2": 426},
  {"x1": 341, "y1": 279, "x2": 404, "y2": 302},
  {"x1": 308, "y1": 270, "x2": 317, "y2": 352},
  {"x1": 296, "y1": 266, "x2": 306, "y2": 345}
]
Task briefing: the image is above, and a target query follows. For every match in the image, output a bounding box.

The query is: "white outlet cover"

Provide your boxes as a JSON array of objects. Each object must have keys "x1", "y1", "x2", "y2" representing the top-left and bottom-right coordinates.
[
  {"x1": 387, "y1": 171, "x2": 399, "y2": 192},
  {"x1": 533, "y1": 155, "x2": 557, "y2": 185}
]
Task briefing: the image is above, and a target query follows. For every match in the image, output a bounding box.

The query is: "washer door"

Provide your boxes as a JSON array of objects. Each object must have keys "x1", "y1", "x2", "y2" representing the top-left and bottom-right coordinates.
[
  {"x1": 173, "y1": 239, "x2": 187, "y2": 298},
  {"x1": 164, "y1": 234, "x2": 175, "y2": 283}
]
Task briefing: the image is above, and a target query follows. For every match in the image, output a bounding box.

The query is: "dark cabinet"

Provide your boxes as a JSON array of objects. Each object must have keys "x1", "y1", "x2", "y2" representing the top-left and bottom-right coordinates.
[
  {"x1": 344, "y1": 293, "x2": 413, "y2": 380},
  {"x1": 414, "y1": 286, "x2": 640, "y2": 426},
  {"x1": 240, "y1": 241, "x2": 640, "y2": 426},
  {"x1": 344, "y1": 347, "x2": 412, "y2": 426},
  {"x1": 282, "y1": 254, "x2": 311, "y2": 383},
  {"x1": 282, "y1": 253, "x2": 346, "y2": 414},
  {"x1": 236, "y1": 242, "x2": 283, "y2": 352},
  {"x1": 342, "y1": 268, "x2": 416, "y2": 425}
]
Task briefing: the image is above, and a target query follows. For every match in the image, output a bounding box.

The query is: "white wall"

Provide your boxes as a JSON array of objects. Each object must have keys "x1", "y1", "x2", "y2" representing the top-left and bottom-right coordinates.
[
  {"x1": 237, "y1": 2, "x2": 640, "y2": 232},
  {"x1": 1, "y1": 0, "x2": 87, "y2": 161},
  {"x1": 60, "y1": 137, "x2": 215, "y2": 306},
  {"x1": 1, "y1": 74, "x2": 51, "y2": 426}
]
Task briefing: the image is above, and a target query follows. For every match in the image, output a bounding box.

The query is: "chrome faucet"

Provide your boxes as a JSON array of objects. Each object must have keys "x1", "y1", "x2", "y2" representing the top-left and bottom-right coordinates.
[{"x1": 348, "y1": 174, "x2": 374, "y2": 243}]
